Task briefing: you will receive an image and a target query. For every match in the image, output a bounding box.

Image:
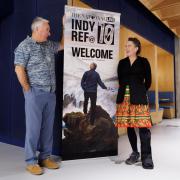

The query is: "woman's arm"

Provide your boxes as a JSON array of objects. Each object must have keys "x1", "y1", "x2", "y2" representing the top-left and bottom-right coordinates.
[
  {"x1": 117, "y1": 60, "x2": 122, "y2": 86},
  {"x1": 144, "y1": 58, "x2": 152, "y2": 90}
]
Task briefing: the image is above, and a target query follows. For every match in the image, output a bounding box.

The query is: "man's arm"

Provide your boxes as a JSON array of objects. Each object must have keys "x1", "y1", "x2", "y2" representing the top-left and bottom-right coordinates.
[
  {"x1": 81, "y1": 72, "x2": 87, "y2": 90},
  {"x1": 15, "y1": 65, "x2": 30, "y2": 92},
  {"x1": 97, "y1": 74, "x2": 107, "y2": 89},
  {"x1": 58, "y1": 29, "x2": 64, "y2": 51},
  {"x1": 14, "y1": 43, "x2": 30, "y2": 91},
  {"x1": 58, "y1": 15, "x2": 64, "y2": 51}
]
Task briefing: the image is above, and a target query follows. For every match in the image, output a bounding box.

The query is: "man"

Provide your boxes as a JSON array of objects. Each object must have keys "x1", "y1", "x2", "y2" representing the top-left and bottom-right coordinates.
[
  {"x1": 81, "y1": 63, "x2": 107, "y2": 125},
  {"x1": 14, "y1": 17, "x2": 64, "y2": 175}
]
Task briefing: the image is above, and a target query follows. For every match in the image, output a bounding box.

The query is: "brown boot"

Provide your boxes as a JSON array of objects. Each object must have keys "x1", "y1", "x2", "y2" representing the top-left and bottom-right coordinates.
[
  {"x1": 26, "y1": 164, "x2": 43, "y2": 175},
  {"x1": 39, "y1": 158, "x2": 60, "y2": 169}
]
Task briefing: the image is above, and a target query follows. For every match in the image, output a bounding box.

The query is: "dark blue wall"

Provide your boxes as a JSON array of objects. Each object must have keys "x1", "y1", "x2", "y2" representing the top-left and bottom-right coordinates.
[
  {"x1": 0, "y1": 0, "x2": 66, "y2": 155},
  {"x1": 0, "y1": 0, "x2": 14, "y2": 20},
  {"x1": 82, "y1": 0, "x2": 175, "y2": 54}
]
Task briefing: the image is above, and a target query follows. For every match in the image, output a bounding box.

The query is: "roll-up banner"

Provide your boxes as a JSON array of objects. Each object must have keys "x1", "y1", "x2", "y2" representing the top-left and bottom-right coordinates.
[{"x1": 63, "y1": 5, "x2": 120, "y2": 160}]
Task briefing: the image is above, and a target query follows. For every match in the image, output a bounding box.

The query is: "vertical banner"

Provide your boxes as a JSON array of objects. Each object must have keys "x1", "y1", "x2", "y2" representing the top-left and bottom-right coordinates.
[{"x1": 63, "y1": 5, "x2": 120, "y2": 160}]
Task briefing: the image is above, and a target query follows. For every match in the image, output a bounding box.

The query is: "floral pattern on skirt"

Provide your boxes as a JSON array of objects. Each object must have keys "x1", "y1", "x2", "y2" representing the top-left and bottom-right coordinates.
[{"x1": 115, "y1": 85, "x2": 152, "y2": 128}]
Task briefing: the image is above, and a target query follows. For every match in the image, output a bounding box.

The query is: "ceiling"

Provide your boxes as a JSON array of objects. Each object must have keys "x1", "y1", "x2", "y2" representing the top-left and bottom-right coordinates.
[{"x1": 139, "y1": 0, "x2": 180, "y2": 37}]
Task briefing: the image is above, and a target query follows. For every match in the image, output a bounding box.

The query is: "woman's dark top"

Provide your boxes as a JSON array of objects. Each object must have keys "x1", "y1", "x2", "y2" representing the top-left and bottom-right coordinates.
[{"x1": 116, "y1": 56, "x2": 152, "y2": 105}]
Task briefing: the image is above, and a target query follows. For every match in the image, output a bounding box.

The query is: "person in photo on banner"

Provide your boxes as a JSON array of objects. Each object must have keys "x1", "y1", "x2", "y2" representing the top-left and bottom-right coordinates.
[
  {"x1": 115, "y1": 37, "x2": 154, "y2": 169},
  {"x1": 14, "y1": 16, "x2": 64, "y2": 175},
  {"x1": 81, "y1": 62, "x2": 108, "y2": 126}
]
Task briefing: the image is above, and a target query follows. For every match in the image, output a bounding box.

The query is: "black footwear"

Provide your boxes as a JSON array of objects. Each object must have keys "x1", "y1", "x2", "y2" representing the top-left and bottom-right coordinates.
[
  {"x1": 125, "y1": 152, "x2": 140, "y2": 165},
  {"x1": 142, "y1": 155, "x2": 154, "y2": 169}
]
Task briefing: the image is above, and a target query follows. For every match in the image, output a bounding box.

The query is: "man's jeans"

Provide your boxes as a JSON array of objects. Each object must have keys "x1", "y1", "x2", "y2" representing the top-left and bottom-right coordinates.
[{"x1": 24, "y1": 87, "x2": 56, "y2": 165}]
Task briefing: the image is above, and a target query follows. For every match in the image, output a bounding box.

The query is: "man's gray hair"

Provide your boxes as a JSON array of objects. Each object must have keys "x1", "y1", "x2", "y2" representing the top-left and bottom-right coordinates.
[{"x1": 31, "y1": 17, "x2": 49, "y2": 31}]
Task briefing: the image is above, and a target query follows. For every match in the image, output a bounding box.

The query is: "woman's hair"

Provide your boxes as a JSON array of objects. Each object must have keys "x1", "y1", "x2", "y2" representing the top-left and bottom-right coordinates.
[{"x1": 128, "y1": 37, "x2": 141, "y2": 55}]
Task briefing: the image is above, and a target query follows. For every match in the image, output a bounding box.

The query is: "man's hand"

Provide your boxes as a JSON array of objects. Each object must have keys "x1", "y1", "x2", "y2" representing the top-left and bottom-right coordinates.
[
  {"x1": 15, "y1": 65, "x2": 30, "y2": 92},
  {"x1": 107, "y1": 87, "x2": 116, "y2": 92},
  {"x1": 23, "y1": 85, "x2": 31, "y2": 92}
]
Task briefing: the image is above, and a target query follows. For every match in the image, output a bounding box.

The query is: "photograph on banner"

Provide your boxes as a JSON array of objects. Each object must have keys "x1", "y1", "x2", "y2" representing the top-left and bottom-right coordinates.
[{"x1": 63, "y1": 5, "x2": 120, "y2": 159}]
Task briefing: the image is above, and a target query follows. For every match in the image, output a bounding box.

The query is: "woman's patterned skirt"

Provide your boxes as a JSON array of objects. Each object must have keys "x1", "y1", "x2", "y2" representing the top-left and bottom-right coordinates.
[{"x1": 115, "y1": 85, "x2": 152, "y2": 128}]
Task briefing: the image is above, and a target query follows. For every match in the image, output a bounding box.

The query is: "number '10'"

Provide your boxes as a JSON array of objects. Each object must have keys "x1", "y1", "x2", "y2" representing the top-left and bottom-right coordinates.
[{"x1": 98, "y1": 23, "x2": 114, "y2": 45}]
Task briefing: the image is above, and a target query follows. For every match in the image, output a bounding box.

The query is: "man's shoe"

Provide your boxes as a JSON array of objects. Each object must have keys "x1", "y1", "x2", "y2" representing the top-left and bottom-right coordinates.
[
  {"x1": 125, "y1": 151, "x2": 140, "y2": 165},
  {"x1": 39, "y1": 158, "x2": 60, "y2": 169},
  {"x1": 26, "y1": 164, "x2": 43, "y2": 175}
]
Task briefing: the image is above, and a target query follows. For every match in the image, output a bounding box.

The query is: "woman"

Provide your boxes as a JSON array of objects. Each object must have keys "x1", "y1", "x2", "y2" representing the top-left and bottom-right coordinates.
[{"x1": 115, "y1": 37, "x2": 154, "y2": 169}]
